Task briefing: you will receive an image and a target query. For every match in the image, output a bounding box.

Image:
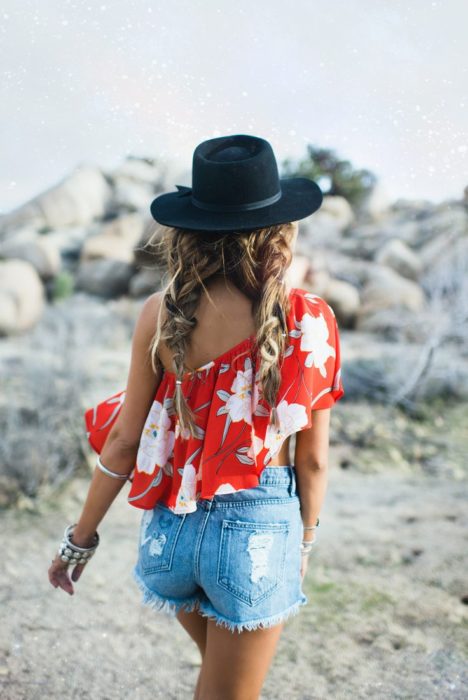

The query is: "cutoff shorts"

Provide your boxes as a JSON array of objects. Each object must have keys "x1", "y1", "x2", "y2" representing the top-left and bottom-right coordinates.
[{"x1": 132, "y1": 465, "x2": 308, "y2": 633}]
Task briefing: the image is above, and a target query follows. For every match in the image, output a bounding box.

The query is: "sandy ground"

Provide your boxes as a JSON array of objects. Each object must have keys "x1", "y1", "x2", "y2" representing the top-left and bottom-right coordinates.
[{"x1": 1, "y1": 460, "x2": 467, "y2": 700}]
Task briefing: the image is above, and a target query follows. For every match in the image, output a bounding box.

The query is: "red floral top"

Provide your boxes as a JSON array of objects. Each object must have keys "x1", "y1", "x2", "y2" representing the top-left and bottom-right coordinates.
[{"x1": 84, "y1": 287, "x2": 345, "y2": 514}]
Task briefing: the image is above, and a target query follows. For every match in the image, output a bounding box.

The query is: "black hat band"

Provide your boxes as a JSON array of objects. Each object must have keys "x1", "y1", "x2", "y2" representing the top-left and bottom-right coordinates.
[{"x1": 191, "y1": 188, "x2": 282, "y2": 213}]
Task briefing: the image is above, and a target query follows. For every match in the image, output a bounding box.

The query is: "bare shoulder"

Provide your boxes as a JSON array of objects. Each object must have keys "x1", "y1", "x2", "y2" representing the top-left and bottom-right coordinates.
[{"x1": 135, "y1": 291, "x2": 163, "y2": 336}]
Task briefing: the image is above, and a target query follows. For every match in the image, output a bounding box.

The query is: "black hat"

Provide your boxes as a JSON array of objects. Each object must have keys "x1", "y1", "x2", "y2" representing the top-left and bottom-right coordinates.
[{"x1": 150, "y1": 134, "x2": 323, "y2": 232}]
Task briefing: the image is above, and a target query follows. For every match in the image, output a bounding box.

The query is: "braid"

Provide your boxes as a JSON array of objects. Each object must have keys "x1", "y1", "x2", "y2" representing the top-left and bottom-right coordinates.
[
  {"x1": 146, "y1": 222, "x2": 295, "y2": 437},
  {"x1": 251, "y1": 227, "x2": 292, "y2": 430}
]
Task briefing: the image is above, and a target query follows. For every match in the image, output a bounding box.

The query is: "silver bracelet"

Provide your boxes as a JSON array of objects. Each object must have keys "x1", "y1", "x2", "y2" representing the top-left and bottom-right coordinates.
[
  {"x1": 57, "y1": 524, "x2": 100, "y2": 565},
  {"x1": 96, "y1": 455, "x2": 130, "y2": 481},
  {"x1": 303, "y1": 517, "x2": 320, "y2": 531}
]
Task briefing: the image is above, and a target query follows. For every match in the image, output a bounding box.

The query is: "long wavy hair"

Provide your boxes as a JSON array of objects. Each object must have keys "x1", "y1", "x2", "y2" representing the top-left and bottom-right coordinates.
[{"x1": 144, "y1": 222, "x2": 296, "y2": 438}]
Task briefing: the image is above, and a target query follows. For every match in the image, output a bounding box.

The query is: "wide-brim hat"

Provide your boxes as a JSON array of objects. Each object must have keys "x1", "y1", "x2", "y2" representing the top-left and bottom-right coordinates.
[{"x1": 150, "y1": 134, "x2": 323, "y2": 232}]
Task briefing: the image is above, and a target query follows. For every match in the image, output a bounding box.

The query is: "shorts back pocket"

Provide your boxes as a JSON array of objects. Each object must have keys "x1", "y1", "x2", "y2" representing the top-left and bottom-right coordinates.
[
  {"x1": 217, "y1": 519, "x2": 290, "y2": 607},
  {"x1": 139, "y1": 504, "x2": 185, "y2": 574}
]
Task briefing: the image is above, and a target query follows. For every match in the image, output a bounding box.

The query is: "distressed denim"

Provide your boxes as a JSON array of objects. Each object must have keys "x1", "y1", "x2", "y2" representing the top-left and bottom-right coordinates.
[{"x1": 132, "y1": 465, "x2": 308, "y2": 633}]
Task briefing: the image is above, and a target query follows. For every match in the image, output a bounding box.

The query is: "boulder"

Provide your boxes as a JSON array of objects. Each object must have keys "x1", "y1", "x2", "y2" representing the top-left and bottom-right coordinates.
[
  {"x1": 129, "y1": 268, "x2": 164, "y2": 297},
  {"x1": 355, "y1": 266, "x2": 426, "y2": 334},
  {"x1": 360, "y1": 266, "x2": 425, "y2": 312},
  {"x1": 81, "y1": 213, "x2": 145, "y2": 264},
  {"x1": 318, "y1": 195, "x2": 355, "y2": 230},
  {"x1": 302, "y1": 251, "x2": 331, "y2": 295},
  {"x1": 361, "y1": 181, "x2": 392, "y2": 222},
  {"x1": 285, "y1": 254, "x2": 314, "y2": 288},
  {"x1": 0, "y1": 228, "x2": 61, "y2": 279},
  {"x1": 111, "y1": 157, "x2": 162, "y2": 185},
  {"x1": 75, "y1": 258, "x2": 135, "y2": 298},
  {"x1": 0, "y1": 164, "x2": 113, "y2": 234},
  {"x1": 300, "y1": 195, "x2": 355, "y2": 246},
  {"x1": 0, "y1": 259, "x2": 45, "y2": 334},
  {"x1": 322, "y1": 278, "x2": 360, "y2": 327},
  {"x1": 375, "y1": 238, "x2": 422, "y2": 280},
  {"x1": 112, "y1": 181, "x2": 156, "y2": 212}
]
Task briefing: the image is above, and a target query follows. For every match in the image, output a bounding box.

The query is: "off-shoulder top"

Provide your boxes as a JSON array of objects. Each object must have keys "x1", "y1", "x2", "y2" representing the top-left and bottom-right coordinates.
[{"x1": 84, "y1": 287, "x2": 345, "y2": 514}]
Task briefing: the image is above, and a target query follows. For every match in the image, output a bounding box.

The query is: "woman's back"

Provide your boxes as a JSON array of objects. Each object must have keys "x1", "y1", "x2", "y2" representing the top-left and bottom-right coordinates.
[{"x1": 157, "y1": 276, "x2": 258, "y2": 376}]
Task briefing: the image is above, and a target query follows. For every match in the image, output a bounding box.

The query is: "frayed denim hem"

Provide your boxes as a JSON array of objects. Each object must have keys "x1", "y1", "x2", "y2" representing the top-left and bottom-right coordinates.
[
  {"x1": 196, "y1": 593, "x2": 309, "y2": 634},
  {"x1": 132, "y1": 566, "x2": 202, "y2": 618}
]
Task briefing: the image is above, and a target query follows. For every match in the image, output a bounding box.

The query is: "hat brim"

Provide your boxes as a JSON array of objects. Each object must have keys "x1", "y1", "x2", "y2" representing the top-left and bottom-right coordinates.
[{"x1": 149, "y1": 178, "x2": 323, "y2": 232}]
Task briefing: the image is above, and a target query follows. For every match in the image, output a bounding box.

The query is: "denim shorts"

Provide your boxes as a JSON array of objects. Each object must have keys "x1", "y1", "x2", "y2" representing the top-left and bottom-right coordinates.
[{"x1": 132, "y1": 465, "x2": 308, "y2": 633}]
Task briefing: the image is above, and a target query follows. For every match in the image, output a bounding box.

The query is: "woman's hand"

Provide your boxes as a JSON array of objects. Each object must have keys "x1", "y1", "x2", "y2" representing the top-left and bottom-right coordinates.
[
  {"x1": 48, "y1": 532, "x2": 95, "y2": 595},
  {"x1": 48, "y1": 554, "x2": 87, "y2": 595}
]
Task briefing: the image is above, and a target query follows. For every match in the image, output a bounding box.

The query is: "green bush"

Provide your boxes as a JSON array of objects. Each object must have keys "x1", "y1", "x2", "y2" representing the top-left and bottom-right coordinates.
[
  {"x1": 281, "y1": 144, "x2": 377, "y2": 211},
  {"x1": 52, "y1": 271, "x2": 75, "y2": 301}
]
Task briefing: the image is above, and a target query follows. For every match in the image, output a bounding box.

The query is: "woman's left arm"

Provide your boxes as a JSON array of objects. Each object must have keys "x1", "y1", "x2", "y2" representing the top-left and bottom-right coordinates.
[{"x1": 48, "y1": 292, "x2": 163, "y2": 594}]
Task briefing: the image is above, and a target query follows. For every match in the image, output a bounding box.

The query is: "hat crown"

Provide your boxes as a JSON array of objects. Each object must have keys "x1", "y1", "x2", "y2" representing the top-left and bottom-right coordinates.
[{"x1": 191, "y1": 134, "x2": 281, "y2": 210}]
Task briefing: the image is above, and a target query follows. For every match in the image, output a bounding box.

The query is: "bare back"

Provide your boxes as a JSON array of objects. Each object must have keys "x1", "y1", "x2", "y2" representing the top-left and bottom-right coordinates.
[
  {"x1": 157, "y1": 278, "x2": 292, "y2": 466},
  {"x1": 158, "y1": 278, "x2": 258, "y2": 374}
]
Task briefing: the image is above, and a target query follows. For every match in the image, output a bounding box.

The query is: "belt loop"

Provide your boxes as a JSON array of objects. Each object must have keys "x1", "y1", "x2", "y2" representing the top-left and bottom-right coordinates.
[{"x1": 288, "y1": 466, "x2": 296, "y2": 496}]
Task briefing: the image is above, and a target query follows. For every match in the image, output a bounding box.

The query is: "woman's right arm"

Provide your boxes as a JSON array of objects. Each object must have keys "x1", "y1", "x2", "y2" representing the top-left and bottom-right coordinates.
[{"x1": 294, "y1": 407, "x2": 331, "y2": 538}]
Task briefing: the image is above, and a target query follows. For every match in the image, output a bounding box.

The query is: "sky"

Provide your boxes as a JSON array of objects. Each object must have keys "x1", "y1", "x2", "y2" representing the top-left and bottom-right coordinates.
[{"x1": 1, "y1": 0, "x2": 467, "y2": 215}]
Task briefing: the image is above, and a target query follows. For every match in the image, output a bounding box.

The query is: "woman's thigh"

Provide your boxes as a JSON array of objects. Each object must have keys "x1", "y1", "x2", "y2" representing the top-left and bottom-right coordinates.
[{"x1": 199, "y1": 618, "x2": 285, "y2": 700}]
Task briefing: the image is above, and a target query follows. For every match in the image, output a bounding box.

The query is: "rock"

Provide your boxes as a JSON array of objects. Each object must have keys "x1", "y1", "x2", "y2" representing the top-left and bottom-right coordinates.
[
  {"x1": 375, "y1": 238, "x2": 423, "y2": 280},
  {"x1": 0, "y1": 228, "x2": 61, "y2": 279},
  {"x1": 81, "y1": 213, "x2": 145, "y2": 264},
  {"x1": 111, "y1": 156, "x2": 162, "y2": 185},
  {"x1": 0, "y1": 164, "x2": 113, "y2": 233},
  {"x1": 0, "y1": 259, "x2": 45, "y2": 334},
  {"x1": 43, "y1": 226, "x2": 91, "y2": 261},
  {"x1": 361, "y1": 181, "x2": 392, "y2": 222},
  {"x1": 326, "y1": 253, "x2": 376, "y2": 289},
  {"x1": 109, "y1": 156, "x2": 168, "y2": 212},
  {"x1": 112, "y1": 181, "x2": 156, "y2": 212},
  {"x1": 413, "y1": 206, "x2": 467, "y2": 251},
  {"x1": 318, "y1": 195, "x2": 355, "y2": 230},
  {"x1": 361, "y1": 266, "x2": 425, "y2": 311},
  {"x1": 322, "y1": 278, "x2": 360, "y2": 327},
  {"x1": 338, "y1": 223, "x2": 387, "y2": 260},
  {"x1": 354, "y1": 266, "x2": 426, "y2": 334},
  {"x1": 129, "y1": 268, "x2": 163, "y2": 297},
  {"x1": 302, "y1": 251, "x2": 331, "y2": 295},
  {"x1": 300, "y1": 195, "x2": 355, "y2": 246},
  {"x1": 285, "y1": 254, "x2": 314, "y2": 288},
  {"x1": 75, "y1": 258, "x2": 135, "y2": 298},
  {"x1": 419, "y1": 224, "x2": 468, "y2": 272}
]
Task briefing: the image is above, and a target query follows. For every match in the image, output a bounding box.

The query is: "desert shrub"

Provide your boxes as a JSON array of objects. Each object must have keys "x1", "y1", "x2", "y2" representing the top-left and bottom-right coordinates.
[{"x1": 281, "y1": 144, "x2": 377, "y2": 211}]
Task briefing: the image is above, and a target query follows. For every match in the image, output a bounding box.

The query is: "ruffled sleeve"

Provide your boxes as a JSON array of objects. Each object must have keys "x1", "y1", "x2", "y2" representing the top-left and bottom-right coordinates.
[
  {"x1": 83, "y1": 389, "x2": 126, "y2": 454},
  {"x1": 310, "y1": 300, "x2": 345, "y2": 410},
  {"x1": 282, "y1": 291, "x2": 345, "y2": 424}
]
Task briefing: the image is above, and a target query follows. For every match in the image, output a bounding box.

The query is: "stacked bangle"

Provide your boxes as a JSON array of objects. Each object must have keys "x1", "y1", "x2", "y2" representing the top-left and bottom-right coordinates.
[
  {"x1": 301, "y1": 517, "x2": 320, "y2": 556},
  {"x1": 58, "y1": 524, "x2": 100, "y2": 565}
]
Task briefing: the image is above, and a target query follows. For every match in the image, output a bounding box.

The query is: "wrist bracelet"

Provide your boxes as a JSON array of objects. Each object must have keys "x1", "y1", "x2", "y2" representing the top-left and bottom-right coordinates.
[
  {"x1": 303, "y1": 517, "x2": 320, "y2": 531},
  {"x1": 57, "y1": 524, "x2": 100, "y2": 566},
  {"x1": 300, "y1": 538, "x2": 316, "y2": 555}
]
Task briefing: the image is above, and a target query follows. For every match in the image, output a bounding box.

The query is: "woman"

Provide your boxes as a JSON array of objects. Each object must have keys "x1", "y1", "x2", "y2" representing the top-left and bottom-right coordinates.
[{"x1": 48, "y1": 134, "x2": 345, "y2": 700}]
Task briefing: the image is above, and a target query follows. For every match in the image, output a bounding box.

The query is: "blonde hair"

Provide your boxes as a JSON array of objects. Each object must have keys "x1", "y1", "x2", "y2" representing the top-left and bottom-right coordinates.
[{"x1": 145, "y1": 222, "x2": 295, "y2": 438}]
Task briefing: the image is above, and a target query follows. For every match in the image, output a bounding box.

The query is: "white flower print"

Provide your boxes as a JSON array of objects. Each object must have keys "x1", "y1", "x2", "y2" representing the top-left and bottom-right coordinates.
[
  {"x1": 225, "y1": 366, "x2": 254, "y2": 424},
  {"x1": 264, "y1": 400, "x2": 309, "y2": 455},
  {"x1": 247, "y1": 433, "x2": 264, "y2": 461},
  {"x1": 175, "y1": 463, "x2": 198, "y2": 511},
  {"x1": 300, "y1": 311, "x2": 335, "y2": 378},
  {"x1": 136, "y1": 400, "x2": 175, "y2": 475},
  {"x1": 214, "y1": 482, "x2": 237, "y2": 494}
]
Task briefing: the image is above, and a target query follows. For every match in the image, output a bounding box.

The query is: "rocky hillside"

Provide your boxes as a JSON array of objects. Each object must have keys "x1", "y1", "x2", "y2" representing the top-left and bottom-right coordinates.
[{"x1": 0, "y1": 158, "x2": 467, "y2": 506}]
